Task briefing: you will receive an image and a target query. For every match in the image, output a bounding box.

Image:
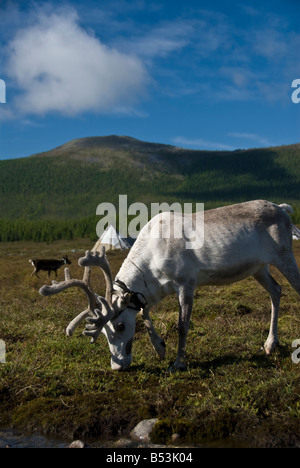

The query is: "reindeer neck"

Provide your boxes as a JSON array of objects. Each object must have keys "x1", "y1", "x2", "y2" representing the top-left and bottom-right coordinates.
[{"x1": 116, "y1": 257, "x2": 161, "y2": 308}]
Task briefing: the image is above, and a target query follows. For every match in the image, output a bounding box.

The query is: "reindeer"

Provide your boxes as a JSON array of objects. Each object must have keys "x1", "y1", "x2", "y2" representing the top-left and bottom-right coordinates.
[
  {"x1": 40, "y1": 200, "x2": 300, "y2": 372},
  {"x1": 30, "y1": 255, "x2": 71, "y2": 278}
]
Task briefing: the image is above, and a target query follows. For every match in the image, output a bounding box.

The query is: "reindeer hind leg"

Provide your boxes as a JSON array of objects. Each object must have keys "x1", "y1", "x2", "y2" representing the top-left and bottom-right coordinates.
[
  {"x1": 32, "y1": 267, "x2": 40, "y2": 278},
  {"x1": 253, "y1": 266, "x2": 281, "y2": 354},
  {"x1": 274, "y1": 252, "x2": 300, "y2": 296}
]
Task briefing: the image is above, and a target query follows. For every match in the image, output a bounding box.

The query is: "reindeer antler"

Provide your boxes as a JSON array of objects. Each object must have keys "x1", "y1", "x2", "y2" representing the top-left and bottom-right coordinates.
[
  {"x1": 39, "y1": 267, "x2": 93, "y2": 300},
  {"x1": 78, "y1": 248, "x2": 113, "y2": 306},
  {"x1": 39, "y1": 267, "x2": 100, "y2": 337},
  {"x1": 39, "y1": 248, "x2": 117, "y2": 342},
  {"x1": 83, "y1": 302, "x2": 114, "y2": 342}
]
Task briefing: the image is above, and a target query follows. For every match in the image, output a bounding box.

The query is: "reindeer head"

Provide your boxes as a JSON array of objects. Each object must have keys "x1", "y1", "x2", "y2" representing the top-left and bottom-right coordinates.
[
  {"x1": 39, "y1": 247, "x2": 147, "y2": 370},
  {"x1": 62, "y1": 255, "x2": 71, "y2": 265},
  {"x1": 78, "y1": 249, "x2": 147, "y2": 370}
]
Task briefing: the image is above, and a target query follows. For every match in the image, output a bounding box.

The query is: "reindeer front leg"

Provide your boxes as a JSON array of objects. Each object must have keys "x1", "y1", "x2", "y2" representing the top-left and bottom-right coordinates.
[
  {"x1": 168, "y1": 284, "x2": 194, "y2": 373},
  {"x1": 141, "y1": 307, "x2": 166, "y2": 360}
]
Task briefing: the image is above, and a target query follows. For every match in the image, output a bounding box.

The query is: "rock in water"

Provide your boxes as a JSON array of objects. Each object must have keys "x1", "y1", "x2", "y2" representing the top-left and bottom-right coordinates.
[{"x1": 130, "y1": 419, "x2": 158, "y2": 443}]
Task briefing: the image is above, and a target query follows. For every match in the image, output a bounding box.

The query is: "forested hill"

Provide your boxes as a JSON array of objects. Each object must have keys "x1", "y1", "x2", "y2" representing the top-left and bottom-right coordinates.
[{"x1": 1, "y1": 135, "x2": 300, "y2": 241}]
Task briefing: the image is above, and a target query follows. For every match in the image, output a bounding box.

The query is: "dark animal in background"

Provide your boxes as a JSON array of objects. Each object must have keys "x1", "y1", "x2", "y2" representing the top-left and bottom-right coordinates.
[{"x1": 29, "y1": 255, "x2": 71, "y2": 278}]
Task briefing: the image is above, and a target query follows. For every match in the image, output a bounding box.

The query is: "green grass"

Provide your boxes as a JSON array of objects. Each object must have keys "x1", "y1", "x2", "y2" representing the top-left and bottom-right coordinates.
[{"x1": 0, "y1": 239, "x2": 299, "y2": 447}]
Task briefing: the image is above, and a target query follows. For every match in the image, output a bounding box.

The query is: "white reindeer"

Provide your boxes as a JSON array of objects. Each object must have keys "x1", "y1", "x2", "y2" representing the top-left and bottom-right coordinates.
[{"x1": 40, "y1": 200, "x2": 300, "y2": 372}]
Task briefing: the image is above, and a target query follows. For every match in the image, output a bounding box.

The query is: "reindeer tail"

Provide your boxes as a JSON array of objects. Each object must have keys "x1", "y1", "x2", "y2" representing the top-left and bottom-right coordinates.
[{"x1": 279, "y1": 203, "x2": 300, "y2": 240}]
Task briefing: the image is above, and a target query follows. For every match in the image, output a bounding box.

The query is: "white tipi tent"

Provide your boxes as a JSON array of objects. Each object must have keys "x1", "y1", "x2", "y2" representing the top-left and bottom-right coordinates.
[{"x1": 92, "y1": 225, "x2": 131, "y2": 252}]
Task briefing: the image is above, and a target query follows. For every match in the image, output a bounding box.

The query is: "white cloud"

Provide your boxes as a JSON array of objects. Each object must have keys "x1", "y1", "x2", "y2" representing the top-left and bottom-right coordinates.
[
  {"x1": 117, "y1": 13, "x2": 230, "y2": 62},
  {"x1": 114, "y1": 19, "x2": 194, "y2": 63},
  {"x1": 6, "y1": 7, "x2": 149, "y2": 117},
  {"x1": 173, "y1": 136, "x2": 234, "y2": 151},
  {"x1": 4, "y1": 3, "x2": 300, "y2": 120},
  {"x1": 173, "y1": 133, "x2": 274, "y2": 152},
  {"x1": 228, "y1": 132, "x2": 272, "y2": 147}
]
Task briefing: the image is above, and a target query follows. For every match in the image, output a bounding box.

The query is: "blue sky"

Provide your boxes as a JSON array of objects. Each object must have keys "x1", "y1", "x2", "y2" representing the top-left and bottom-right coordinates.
[{"x1": 0, "y1": 0, "x2": 300, "y2": 159}]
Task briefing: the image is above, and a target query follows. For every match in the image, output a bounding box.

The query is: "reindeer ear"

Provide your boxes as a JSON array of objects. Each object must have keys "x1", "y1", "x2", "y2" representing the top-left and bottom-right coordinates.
[
  {"x1": 112, "y1": 290, "x2": 131, "y2": 312},
  {"x1": 122, "y1": 292, "x2": 131, "y2": 302}
]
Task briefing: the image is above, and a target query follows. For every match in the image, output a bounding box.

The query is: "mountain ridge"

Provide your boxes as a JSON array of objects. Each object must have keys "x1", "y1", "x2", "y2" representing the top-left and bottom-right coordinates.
[
  {"x1": 29, "y1": 134, "x2": 300, "y2": 157},
  {"x1": 1, "y1": 135, "x2": 300, "y2": 223},
  {"x1": 31, "y1": 135, "x2": 183, "y2": 155}
]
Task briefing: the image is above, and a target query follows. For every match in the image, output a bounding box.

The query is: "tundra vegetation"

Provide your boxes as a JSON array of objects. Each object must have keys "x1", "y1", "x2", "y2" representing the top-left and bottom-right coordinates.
[{"x1": 0, "y1": 239, "x2": 299, "y2": 447}]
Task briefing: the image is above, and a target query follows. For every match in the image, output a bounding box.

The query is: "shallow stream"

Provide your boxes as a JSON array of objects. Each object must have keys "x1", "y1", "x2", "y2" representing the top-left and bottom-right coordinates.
[
  {"x1": 0, "y1": 427, "x2": 254, "y2": 448},
  {"x1": 0, "y1": 427, "x2": 69, "y2": 448}
]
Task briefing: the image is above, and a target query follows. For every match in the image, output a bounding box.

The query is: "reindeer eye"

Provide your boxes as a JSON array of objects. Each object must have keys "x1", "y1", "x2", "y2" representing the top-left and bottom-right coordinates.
[{"x1": 115, "y1": 322, "x2": 125, "y2": 333}]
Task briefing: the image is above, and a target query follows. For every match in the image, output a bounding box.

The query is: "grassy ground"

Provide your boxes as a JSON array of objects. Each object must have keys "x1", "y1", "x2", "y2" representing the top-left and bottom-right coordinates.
[{"x1": 0, "y1": 239, "x2": 299, "y2": 447}]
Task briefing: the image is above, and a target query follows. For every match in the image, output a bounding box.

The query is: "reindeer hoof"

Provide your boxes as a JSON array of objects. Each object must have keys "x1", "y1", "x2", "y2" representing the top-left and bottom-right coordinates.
[
  {"x1": 156, "y1": 340, "x2": 166, "y2": 360},
  {"x1": 167, "y1": 358, "x2": 187, "y2": 373},
  {"x1": 264, "y1": 339, "x2": 279, "y2": 355},
  {"x1": 167, "y1": 364, "x2": 187, "y2": 374}
]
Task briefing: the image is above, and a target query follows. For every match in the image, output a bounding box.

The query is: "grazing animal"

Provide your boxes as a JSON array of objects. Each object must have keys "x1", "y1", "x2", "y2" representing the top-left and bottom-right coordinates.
[
  {"x1": 40, "y1": 200, "x2": 300, "y2": 372},
  {"x1": 30, "y1": 255, "x2": 71, "y2": 278}
]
